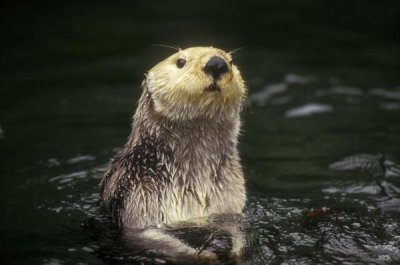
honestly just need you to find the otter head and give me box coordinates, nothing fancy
[145,47,246,120]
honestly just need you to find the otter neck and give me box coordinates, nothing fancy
[127,91,241,180]
[130,91,240,144]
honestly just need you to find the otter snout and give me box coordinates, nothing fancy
[204,56,228,79]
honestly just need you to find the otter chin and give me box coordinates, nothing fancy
[100,46,247,230]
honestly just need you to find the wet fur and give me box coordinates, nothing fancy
[100,47,246,229]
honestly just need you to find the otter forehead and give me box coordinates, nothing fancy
[175,46,232,62]
[146,46,245,120]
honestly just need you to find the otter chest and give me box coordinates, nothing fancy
[160,157,227,224]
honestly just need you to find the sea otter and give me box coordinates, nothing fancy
[100,46,246,230]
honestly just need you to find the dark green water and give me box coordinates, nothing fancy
[1,1,399,264]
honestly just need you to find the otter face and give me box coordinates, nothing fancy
[146,47,246,120]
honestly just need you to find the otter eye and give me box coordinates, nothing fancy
[176,58,186,68]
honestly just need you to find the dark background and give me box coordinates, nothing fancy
[0,1,399,264]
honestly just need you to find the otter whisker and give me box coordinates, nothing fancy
[152,44,182,52]
[228,46,245,55]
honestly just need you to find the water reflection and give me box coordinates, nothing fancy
[66,155,96,164]
[244,197,400,264]
[248,73,314,107]
[370,88,400,100]
[249,83,287,106]
[329,153,400,179]
[285,103,333,118]
[316,86,363,96]
[248,72,400,122]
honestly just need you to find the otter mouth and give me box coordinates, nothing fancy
[205,82,221,92]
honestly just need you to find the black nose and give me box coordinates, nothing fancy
[204,56,228,79]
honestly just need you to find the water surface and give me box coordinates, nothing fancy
[0,1,399,264]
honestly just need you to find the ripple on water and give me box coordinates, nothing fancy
[248,73,314,106]
[44,156,105,217]
[370,88,400,100]
[322,183,382,195]
[248,74,400,119]
[315,86,364,98]
[284,73,315,84]
[42,258,64,265]
[49,171,88,185]
[378,198,400,213]
[66,155,96,164]
[329,153,400,179]
[41,155,97,168]
[285,103,333,118]
[39,150,400,264]
[248,83,287,106]
[245,197,400,264]
[328,153,400,215]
